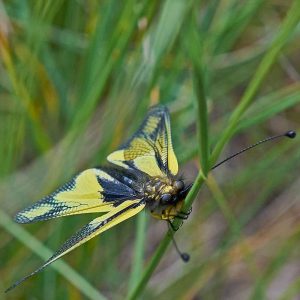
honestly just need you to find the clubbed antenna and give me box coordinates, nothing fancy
[212,130,296,170]
[168,221,190,262]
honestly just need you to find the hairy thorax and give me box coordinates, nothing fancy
[143,177,186,220]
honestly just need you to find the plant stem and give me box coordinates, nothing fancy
[127,172,205,300]
[194,72,210,176]
[210,0,300,165]
[127,1,300,299]
[0,210,107,300]
[128,213,147,294]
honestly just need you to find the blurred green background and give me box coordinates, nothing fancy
[1,1,300,299]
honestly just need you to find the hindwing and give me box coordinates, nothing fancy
[6,200,145,292]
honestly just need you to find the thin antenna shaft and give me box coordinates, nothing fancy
[168,221,190,262]
[212,130,296,170]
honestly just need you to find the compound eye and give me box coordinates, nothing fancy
[161,193,172,204]
[174,180,184,191]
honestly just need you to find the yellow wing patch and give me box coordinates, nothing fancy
[107,106,178,177]
[6,200,145,293]
[15,168,128,224]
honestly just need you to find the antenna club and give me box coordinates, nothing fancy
[285,130,296,139]
[181,253,190,262]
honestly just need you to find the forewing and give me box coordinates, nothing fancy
[15,168,137,223]
[6,199,145,292]
[107,106,178,177]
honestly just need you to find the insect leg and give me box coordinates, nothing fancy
[173,214,189,220]
[175,206,192,219]
[167,219,178,232]
[168,207,192,220]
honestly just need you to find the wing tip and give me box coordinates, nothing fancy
[14,213,31,224]
[149,104,168,114]
[5,283,17,293]
[5,274,29,293]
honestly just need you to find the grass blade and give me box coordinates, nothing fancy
[128,213,148,294]
[0,210,107,300]
[210,0,300,165]
[127,2,300,298]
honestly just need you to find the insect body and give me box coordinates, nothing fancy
[144,176,189,220]
[7,105,189,291]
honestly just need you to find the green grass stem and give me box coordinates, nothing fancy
[210,0,300,165]
[127,2,300,298]
[128,213,148,294]
[0,210,107,300]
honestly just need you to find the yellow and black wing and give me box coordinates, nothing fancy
[6,199,145,292]
[15,168,138,223]
[107,106,178,177]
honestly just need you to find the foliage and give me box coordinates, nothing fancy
[1,1,300,299]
